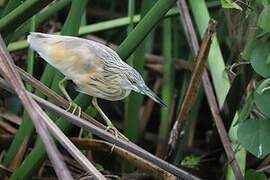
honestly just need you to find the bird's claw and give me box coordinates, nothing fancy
[105,124,129,142]
[105,124,129,152]
[67,102,81,117]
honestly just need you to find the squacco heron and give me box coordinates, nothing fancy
[27,32,165,138]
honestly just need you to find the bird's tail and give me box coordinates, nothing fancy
[27,32,59,54]
[27,32,50,44]
[27,32,47,53]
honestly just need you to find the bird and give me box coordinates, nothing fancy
[27,32,165,139]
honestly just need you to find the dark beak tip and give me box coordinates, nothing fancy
[143,86,167,108]
[158,100,167,108]
[162,103,168,108]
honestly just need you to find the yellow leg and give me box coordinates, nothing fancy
[92,97,129,142]
[59,78,81,117]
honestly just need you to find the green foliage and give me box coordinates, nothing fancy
[257,5,270,33]
[3,0,270,179]
[254,79,270,118]
[241,39,261,61]
[26,16,35,92]
[1,0,27,17]
[234,2,270,176]
[250,42,270,78]
[220,0,243,10]
[159,17,173,147]
[244,169,267,180]
[180,155,200,170]
[238,118,270,158]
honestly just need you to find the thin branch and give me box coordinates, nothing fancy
[257,154,270,171]
[0,108,21,125]
[38,105,107,180]
[0,36,73,180]
[0,78,201,180]
[0,120,17,134]
[71,138,176,180]
[203,72,244,180]
[0,164,13,176]
[174,1,244,179]
[177,0,199,55]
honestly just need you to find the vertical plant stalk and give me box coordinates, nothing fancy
[125,0,139,142]
[175,1,243,179]
[125,0,154,143]
[117,0,177,60]
[203,72,244,180]
[188,0,230,107]
[177,0,198,55]
[124,1,154,173]
[127,0,135,34]
[26,16,35,92]
[166,19,216,160]
[0,36,73,180]
[156,17,173,157]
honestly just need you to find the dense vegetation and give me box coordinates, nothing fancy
[0,0,269,179]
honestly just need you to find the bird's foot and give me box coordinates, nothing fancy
[105,123,129,142]
[67,101,82,117]
[105,124,129,152]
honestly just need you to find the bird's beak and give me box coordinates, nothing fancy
[140,85,167,107]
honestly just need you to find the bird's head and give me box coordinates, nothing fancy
[125,67,166,107]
